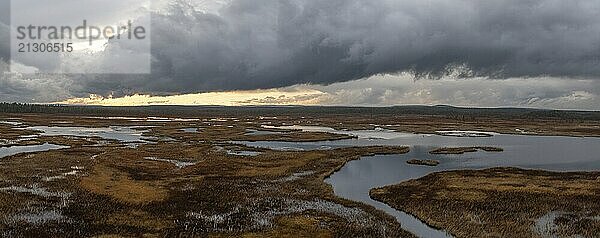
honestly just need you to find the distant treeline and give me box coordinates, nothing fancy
[0,102,598,121]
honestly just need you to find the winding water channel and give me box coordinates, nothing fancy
[238,126,600,238]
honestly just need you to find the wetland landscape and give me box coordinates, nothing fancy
[4,0,600,237]
[0,105,599,237]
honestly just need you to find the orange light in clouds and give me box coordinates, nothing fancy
[57,88,327,106]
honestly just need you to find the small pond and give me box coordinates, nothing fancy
[0,143,68,159]
[24,126,154,143]
[180,128,200,133]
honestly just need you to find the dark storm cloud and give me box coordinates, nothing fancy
[0,0,9,62]
[0,22,8,61]
[2,0,600,106]
[107,0,600,94]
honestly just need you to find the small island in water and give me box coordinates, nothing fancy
[406,159,440,166]
[429,146,504,154]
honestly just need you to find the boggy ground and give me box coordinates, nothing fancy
[3,109,600,138]
[0,114,414,237]
[1,111,599,237]
[370,168,600,238]
[255,114,600,137]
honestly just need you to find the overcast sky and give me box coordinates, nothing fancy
[1,0,599,109]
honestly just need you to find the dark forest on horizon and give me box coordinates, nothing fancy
[1,102,599,121]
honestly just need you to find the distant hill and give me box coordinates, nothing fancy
[0,102,599,121]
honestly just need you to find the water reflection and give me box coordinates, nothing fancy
[226,150,262,156]
[0,143,68,159]
[180,128,199,133]
[24,126,153,143]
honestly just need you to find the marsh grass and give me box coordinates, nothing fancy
[370,167,600,238]
[1,111,597,237]
[0,114,414,237]
[406,159,440,166]
[429,146,504,154]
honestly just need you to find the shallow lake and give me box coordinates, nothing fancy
[24,126,154,143]
[237,126,600,238]
[180,128,200,133]
[0,143,68,159]
[227,150,262,156]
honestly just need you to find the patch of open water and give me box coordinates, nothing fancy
[180,128,200,133]
[0,121,23,126]
[24,126,154,143]
[0,143,68,159]
[1,125,161,159]
[226,150,262,156]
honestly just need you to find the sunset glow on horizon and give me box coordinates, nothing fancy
[56,88,327,106]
